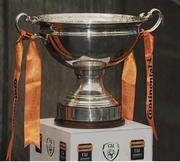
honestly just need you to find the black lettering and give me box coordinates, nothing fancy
[147,58,152,63]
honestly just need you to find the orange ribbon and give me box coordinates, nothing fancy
[6,31,41,160]
[143,32,158,140]
[122,52,137,120]
[24,35,41,148]
[122,32,158,140]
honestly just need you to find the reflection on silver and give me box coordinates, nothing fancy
[57,60,120,122]
[66,56,110,66]
[37,13,147,24]
[16,9,163,128]
[52,30,138,37]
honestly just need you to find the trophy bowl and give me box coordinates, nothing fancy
[16,9,163,128]
[38,13,142,65]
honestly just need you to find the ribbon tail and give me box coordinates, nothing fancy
[24,38,41,149]
[143,32,158,140]
[6,38,24,161]
[122,52,137,120]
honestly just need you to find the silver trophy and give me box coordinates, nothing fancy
[16,9,163,128]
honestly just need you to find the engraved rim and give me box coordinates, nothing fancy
[37,13,147,24]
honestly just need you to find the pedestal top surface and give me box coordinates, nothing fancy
[40,118,151,134]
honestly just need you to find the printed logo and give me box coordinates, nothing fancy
[46,137,55,157]
[102,142,119,161]
[78,143,93,161]
[146,57,153,120]
[130,140,145,160]
[59,141,67,161]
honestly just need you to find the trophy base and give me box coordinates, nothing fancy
[54,60,124,129]
[55,103,123,124]
[54,118,125,129]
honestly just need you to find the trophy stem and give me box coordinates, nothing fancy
[55,60,124,128]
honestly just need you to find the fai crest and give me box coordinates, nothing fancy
[102,142,119,161]
[46,137,55,157]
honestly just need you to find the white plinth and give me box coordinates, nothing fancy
[30,118,152,161]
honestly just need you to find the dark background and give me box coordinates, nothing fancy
[0,0,180,160]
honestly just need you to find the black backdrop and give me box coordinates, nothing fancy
[0,0,180,160]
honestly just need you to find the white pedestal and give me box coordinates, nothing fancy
[30,118,152,161]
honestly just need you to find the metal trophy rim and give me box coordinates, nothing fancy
[15,8,163,36]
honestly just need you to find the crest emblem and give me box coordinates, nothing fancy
[46,137,55,157]
[103,142,119,161]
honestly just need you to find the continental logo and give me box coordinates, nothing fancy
[59,141,66,161]
[78,143,93,161]
[147,57,153,120]
[130,140,145,160]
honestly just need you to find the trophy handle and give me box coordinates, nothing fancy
[139,8,163,33]
[15,13,44,39]
[106,8,164,67]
